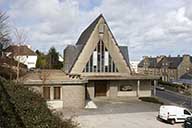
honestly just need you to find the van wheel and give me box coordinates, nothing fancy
[170,119,175,125]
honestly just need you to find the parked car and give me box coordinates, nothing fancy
[156,85,165,91]
[158,105,192,124]
[184,117,192,128]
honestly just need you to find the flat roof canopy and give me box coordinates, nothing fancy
[82,74,160,80]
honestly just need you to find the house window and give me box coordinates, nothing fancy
[43,87,50,100]
[54,87,61,100]
[119,85,133,91]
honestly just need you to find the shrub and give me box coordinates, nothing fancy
[0,77,79,128]
[139,97,164,105]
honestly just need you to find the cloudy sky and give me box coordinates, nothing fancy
[1,0,192,61]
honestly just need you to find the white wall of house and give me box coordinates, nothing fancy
[130,61,140,73]
[14,55,37,69]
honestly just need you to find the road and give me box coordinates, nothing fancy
[156,89,192,109]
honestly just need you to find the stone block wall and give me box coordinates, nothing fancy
[62,85,85,108]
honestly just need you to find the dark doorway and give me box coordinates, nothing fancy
[95,81,107,97]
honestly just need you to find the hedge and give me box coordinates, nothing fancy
[0,77,79,128]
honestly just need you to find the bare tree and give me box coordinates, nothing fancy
[13,28,27,82]
[0,11,10,56]
[38,70,50,86]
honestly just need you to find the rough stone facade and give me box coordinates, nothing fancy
[138,55,192,82]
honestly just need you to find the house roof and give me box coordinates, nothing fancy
[138,56,183,69]
[5,45,36,56]
[138,57,157,68]
[157,57,182,69]
[64,14,131,73]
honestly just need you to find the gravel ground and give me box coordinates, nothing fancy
[77,112,182,128]
[60,97,183,128]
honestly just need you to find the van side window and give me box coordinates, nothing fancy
[184,110,191,115]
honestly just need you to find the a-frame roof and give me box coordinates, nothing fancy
[64,14,131,73]
[76,14,103,45]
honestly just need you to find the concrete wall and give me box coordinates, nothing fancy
[117,80,137,97]
[28,84,85,109]
[62,85,85,108]
[70,17,131,74]
[86,80,152,98]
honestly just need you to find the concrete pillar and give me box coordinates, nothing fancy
[137,80,140,97]
[50,87,54,100]
[109,81,118,98]
[153,80,157,96]
[87,81,95,99]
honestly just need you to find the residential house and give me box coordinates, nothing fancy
[138,55,192,82]
[130,61,140,73]
[4,45,37,69]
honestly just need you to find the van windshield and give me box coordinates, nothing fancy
[184,110,191,115]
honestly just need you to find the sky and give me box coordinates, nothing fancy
[1,0,192,61]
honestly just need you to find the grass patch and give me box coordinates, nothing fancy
[139,97,164,105]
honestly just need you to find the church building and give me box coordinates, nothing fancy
[64,14,159,99]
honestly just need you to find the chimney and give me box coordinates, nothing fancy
[182,54,190,63]
[177,55,180,57]
[156,55,165,63]
[143,56,148,59]
[27,45,32,49]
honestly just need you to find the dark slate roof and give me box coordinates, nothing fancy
[5,45,36,56]
[138,57,157,68]
[64,14,131,73]
[63,14,102,73]
[64,45,83,73]
[180,71,192,80]
[157,57,182,69]
[76,14,102,45]
[119,46,129,65]
[138,56,183,69]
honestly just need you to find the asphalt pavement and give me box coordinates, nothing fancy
[156,89,192,109]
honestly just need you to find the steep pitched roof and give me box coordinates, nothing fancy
[64,14,131,73]
[5,45,36,56]
[76,14,102,45]
[138,57,157,68]
[157,57,182,69]
[138,56,183,69]
[119,46,129,65]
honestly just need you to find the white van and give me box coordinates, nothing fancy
[158,105,192,124]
